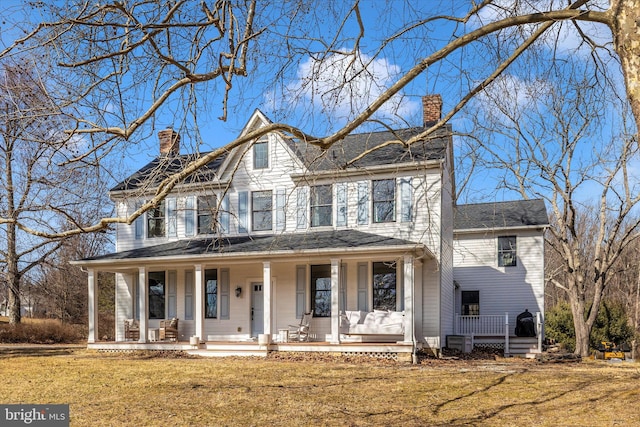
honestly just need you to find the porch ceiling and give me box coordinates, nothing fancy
[72,229,431,269]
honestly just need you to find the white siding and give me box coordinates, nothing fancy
[453,230,545,328]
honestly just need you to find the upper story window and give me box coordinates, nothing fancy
[147,201,166,238]
[253,139,269,169]
[198,195,217,235]
[311,185,332,227]
[311,264,331,317]
[252,190,272,231]
[498,236,517,267]
[372,262,397,311]
[372,179,396,223]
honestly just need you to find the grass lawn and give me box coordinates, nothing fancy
[0,349,639,426]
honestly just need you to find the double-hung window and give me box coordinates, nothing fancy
[498,236,517,267]
[252,190,272,231]
[198,195,217,235]
[372,179,395,223]
[310,185,332,227]
[372,262,397,311]
[461,291,479,315]
[148,271,166,319]
[311,264,331,317]
[147,201,166,238]
[205,269,217,318]
[253,139,269,169]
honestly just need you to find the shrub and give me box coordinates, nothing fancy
[0,319,86,344]
[545,302,576,352]
[545,300,635,353]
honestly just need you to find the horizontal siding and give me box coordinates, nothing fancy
[453,230,545,327]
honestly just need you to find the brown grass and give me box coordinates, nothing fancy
[0,349,638,426]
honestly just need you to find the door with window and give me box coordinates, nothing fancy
[251,282,264,337]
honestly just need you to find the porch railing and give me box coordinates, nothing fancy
[455,314,506,336]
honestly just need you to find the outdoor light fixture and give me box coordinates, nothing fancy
[235,286,242,298]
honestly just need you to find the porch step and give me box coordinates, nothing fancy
[191,342,268,357]
[508,337,541,358]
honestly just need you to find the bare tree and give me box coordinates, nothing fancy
[0,61,110,324]
[464,55,640,356]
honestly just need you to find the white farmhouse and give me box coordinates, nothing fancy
[73,96,548,359]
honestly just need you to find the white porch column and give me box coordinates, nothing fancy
[194,264,204,341]
[87,269,98,343]
[330,258,341,344]
[138,267,148,343]
[403,255,415,344]
[263,262,272,336]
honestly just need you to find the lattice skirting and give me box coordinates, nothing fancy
[474,342,505,350]
[343,351,399,361]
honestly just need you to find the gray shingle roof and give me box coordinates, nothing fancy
[287,126,450,171]
[454,199,548,231]
[80,230,420,262]
[110,152,228,192]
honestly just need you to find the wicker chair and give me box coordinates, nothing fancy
[160,318,179,341]
[124,319,140,341]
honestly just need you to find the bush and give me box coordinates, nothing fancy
[0,319,86,344]
[545,302,576,352]
[545,300,635,353]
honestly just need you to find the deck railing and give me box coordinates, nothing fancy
[455,314,506,336]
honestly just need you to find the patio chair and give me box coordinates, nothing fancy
[160,318,179,341]
[124,319,139,341]
[288,312,312,342]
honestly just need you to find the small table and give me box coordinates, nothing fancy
[148,328,160,342]
[278,329,289,343]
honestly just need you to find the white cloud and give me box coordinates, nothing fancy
[274,49,419,125]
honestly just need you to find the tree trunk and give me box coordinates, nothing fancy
[6,222,20,325]
[612,0,640,131]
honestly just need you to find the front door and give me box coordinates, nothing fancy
[251,282,264,337]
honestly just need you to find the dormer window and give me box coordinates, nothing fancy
[253,139,268,169]
[147,201,166,238]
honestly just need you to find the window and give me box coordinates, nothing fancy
[205,269,217,318]
[372,262,396,311]
[311,185,332,227]
[147,201,166,238]
[253,139,268,169]
[498,236,517,267]
[372,179,395,223]
[311,265,331,317]
[198,195,217,234]
[252,190,272,231]
[461,291,479,315]
[148,271,166,319]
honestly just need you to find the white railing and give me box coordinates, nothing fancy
[455,314,506,336]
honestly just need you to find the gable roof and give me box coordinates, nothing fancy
[287,126,450,171]
[454,199,549,231]
[77,230,423,264]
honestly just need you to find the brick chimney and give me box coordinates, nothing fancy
[422,94,442,125]
[158,128,180,156]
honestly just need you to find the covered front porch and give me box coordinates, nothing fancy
[78,230,433,358]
